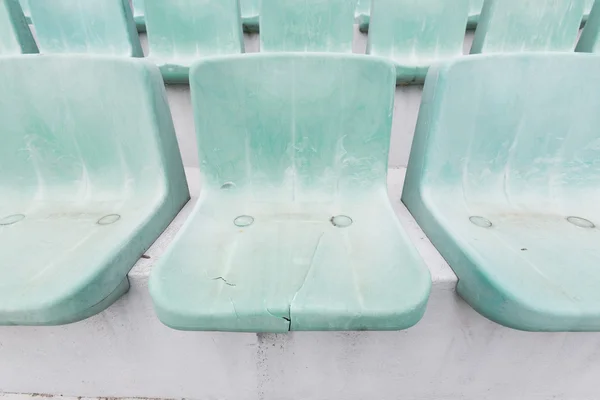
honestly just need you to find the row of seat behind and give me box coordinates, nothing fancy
[4,0,600,84]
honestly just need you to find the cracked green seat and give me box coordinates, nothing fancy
[240,0,259,33]
[132,0,145,32]
[403,53,600,332]
[145,0,244,84]
[355,0,370,33]
[29,0,143,57]
[150,54,431,332]
[0,55,189,325]
[1,0,37,54]
[260,0,356,53]
[367,0,469,84]
[471,0,584,54]
[577,1,600,51]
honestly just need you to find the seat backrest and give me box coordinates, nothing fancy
[405,53,600,209]
[0,55,184,203]
[189,54,395,199]
[577,0,600,52]
[0,0,37,54]
[260,0,356,52]
[367,0,469,73]
[145,0,243,61]
[29,0,143,57]
[471,0,584,53]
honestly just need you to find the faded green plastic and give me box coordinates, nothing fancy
[29,0,143,57]
[471,0,584,54]
[0,55,189,325]
[18,0,29,23]
[0,0,37,54]
[577,1,600,51]
[260,0,356,53]
[467,0,483,29]
[145,0,244,84]
[150,53,431,332]
[355,0,370,33]
[583,0,595,23]
[404,53,600,332]
[367,0,469,84]
[132,0,145,32]
[240,0,259,33]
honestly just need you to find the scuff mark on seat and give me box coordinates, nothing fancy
[212,276,236,286]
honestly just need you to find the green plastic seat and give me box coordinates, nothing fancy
[583,0,595,24]
[260,0,356,53]
[403,53,600,332]
[29,0,143,57]
[132,0,145,32]
[0,55,189,325]
[240,0,259,33]
[145,0,244,84]
[150,54,431,332]
[467,0,484,29]
[355,0,370,33]
[0,0,37,54]
[471,0,584,54]
[577,1,600,51]
[18,0,29,23]
[367,0,469,84]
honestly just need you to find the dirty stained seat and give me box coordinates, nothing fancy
[403,53,600,331]
[150,53,431,332]
[144,0,244,84]
[1,0,37,54]
[0,55,189,325]
[28,0,143,57]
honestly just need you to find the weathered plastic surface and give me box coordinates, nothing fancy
[471,0,584,54]
[29,0,143,57]
[260,0,356,53]
[403,53,600,332]
[367,0,469,84]
[132,0,145,32]
[145,0,243,84]
[150,54,431,332]
[577,0,600,51]
[0,0,37,54]
[355,0,370,32]
[240,0,259,33]
[0,55,189,325]
[467,0,484,29]
[18,0,29,23]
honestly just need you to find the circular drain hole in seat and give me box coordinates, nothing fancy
[0,214,25,226]
[469,216,492,228]
[566,216,595,229]
[97,214,121,225]
[234,215,254,227]
[331,215,353,228]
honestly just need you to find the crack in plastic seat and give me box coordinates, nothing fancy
[29,0,143,57]
[150,54,431,332]
[403,53,600,332]
[260,0,356,53]
[1,0,37,54]
[240,0,259,33]
[145,0,244,84]
[577,0,600,51]
[132,0,145,32]
[0,55,189,325]
[470,0,584,54]
[367,0,469,84]
[17,0,29,23]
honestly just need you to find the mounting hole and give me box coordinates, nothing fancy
[469,216,492,228]
[566,216,595,229]
[234,215,254,227]
[0,214,25,226]
[97,214,121,225]
[220,182,236,190]
[331,215,353,228]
